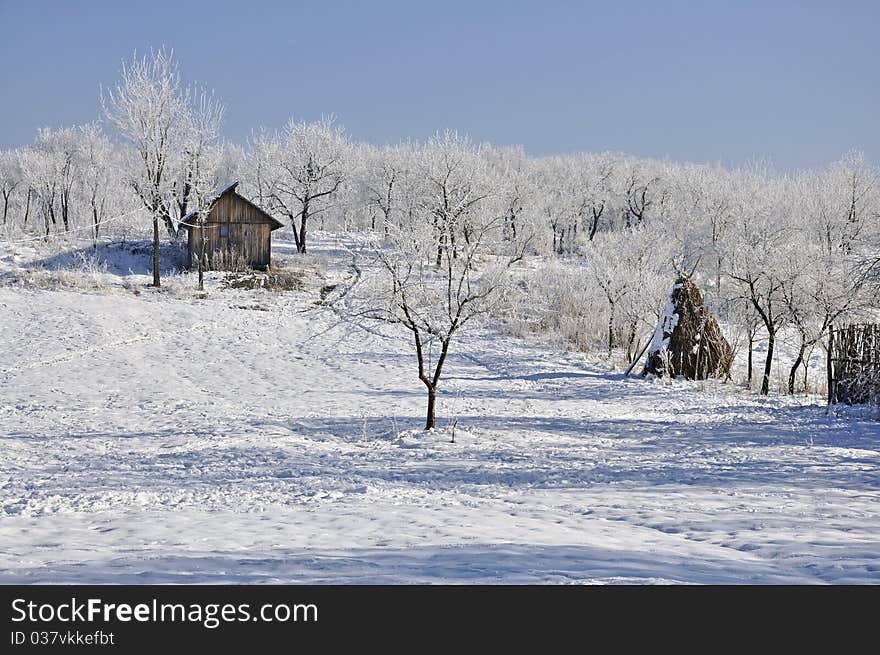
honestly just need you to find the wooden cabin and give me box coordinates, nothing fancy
[178,182,283,270]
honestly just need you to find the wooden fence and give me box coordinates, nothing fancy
[830,323,880,405]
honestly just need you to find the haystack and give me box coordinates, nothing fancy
[642,275,733,380]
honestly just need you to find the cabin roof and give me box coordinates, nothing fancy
[178,181,284,230]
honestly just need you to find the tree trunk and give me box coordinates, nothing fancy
[92,204,99,247]
[424,384,437,430]
[61,193,70,231]
[760,328,775,395]
[607,302,615,358]
[626,320,638,363]
[198,228,205,291]
[588,213,599,240]
[152,214,161,287]
[298,203,308,254]
[23,189,31,226]
[788,343,805,394]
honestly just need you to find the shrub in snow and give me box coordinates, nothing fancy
[642,275,733,380]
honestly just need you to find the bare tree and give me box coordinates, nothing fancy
[783,160,877,395]
[623,165,656,228]
[78,123,115,246]
[0,150,21,226]
[363,143,414,234]
[485,145,534,244]
[20,144,59,237]
[172,86,225,223]
[348,135,525,430]
[103,48,186,287]
[726,183,791,395]
[370,222,511,428]
[581,155,615,241]
[419,131,491,266]
[261,117,347,254]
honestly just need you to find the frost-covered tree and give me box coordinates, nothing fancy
[793,160,878,397]
[78,123,116,245]
[418,131,492,267]
[103,49,227,286]
[361,143,416,234]
[103,48,187,286]
[20,139,62,237]
[585,227,669,359]
[346,134,530,430]
[725,173,792,395]
[0,150,22,227]
[484,145,535,246]
[259,117,348,254]
[578,154,616,242]
[20,127,83,234]
[531,157,569,255]
[172,86,225,224]
[588,235,633,357]
[669,163,734,296]
[622,162,658,229]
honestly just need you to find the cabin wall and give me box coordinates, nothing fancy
[209,193,271,224]
[187,193,274,270]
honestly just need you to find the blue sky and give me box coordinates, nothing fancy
[1,0,877,170]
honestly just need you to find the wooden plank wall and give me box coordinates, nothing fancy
[209,193,270,225]
[188,193,274,269]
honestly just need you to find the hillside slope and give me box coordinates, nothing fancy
[1,238,878,583]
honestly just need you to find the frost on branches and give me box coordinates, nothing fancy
[346,131,534,430]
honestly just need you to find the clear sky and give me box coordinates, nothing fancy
[1,0,877,171]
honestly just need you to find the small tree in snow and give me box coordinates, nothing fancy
[371,219,513,429]
[351,134,526,430]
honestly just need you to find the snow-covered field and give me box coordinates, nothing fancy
[1,236,878,584]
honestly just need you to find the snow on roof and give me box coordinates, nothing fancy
[179,181,239,226]
[178,182,283,230]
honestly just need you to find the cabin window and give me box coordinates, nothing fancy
[219,223,229,238]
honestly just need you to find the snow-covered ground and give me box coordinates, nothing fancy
[1,235,878,584]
